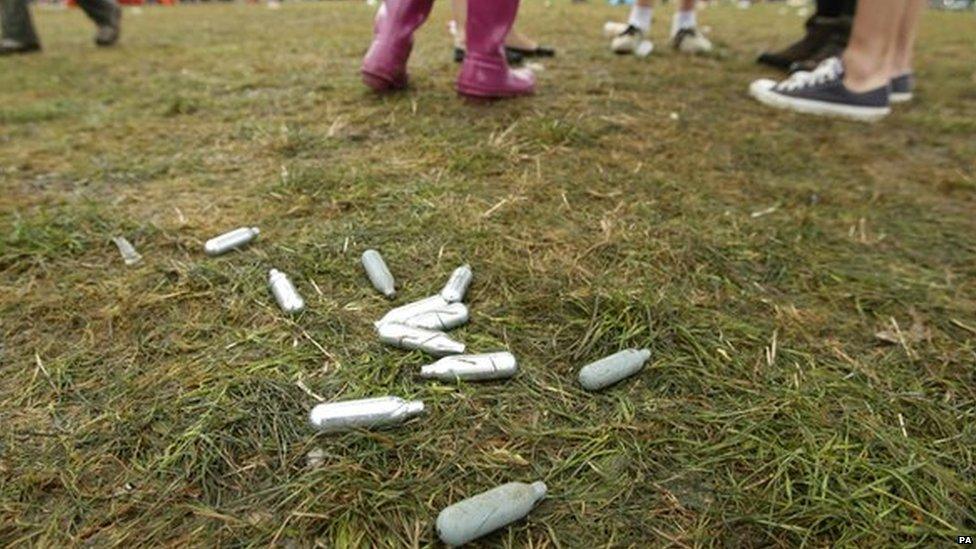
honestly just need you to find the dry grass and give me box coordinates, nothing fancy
[1,1,974,546]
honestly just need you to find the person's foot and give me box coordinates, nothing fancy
[671,27,712,54]
[757,15,850,71]
[749,57,891,122]
[455,0,535,100]
[610,24,643,55]
[361,0,435,92]
[787,35,846,73]
[0,38,41,56]
[505,45,556,58]
[890,72,915,104]
[748,76,781,96]
[454,47,524,66]
[603,21,628,39]
[503,29,554,58]
[95,3,122,47]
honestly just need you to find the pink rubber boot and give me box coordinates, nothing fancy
[361,0,435,92]
[456,0,535,99]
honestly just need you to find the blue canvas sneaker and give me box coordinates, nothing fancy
[890,72,915,104]
[748,57,891,122]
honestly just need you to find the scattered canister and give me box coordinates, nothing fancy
[376,323,465,356]
[436,481,547,546]
[376,295,450,327]
[440,264,473,303]
[204,227,260,256]
[420,352,517,382]
[361,249,396,299]
[578,348,651,391]
[268,268,305,314]
[309,396,425,433]
[402,302,469,331]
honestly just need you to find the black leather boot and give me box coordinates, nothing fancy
[757,15,851,71]
[788,28,850,73]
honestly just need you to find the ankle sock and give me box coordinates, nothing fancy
[674,10,697,31]
[628,6,653,32]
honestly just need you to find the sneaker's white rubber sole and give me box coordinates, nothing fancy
[749,79,777,96]
[635,40,654,58]
[671,33,713,54]
[749,86,890,122]
[890,92,913,104]
[611,35,640,54]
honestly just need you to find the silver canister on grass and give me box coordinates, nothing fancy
[578,348,651,391]
[440,264,473,303]
[421,352,517,382]
[361,249,397,299]
[376,294,450,327]
[436,481,547,546]
[204,227,260,256]
[309,396,425,433]
[111,236,142,266]
[376,323,465,356]
[402,302,469,331]
[268,268,305,314]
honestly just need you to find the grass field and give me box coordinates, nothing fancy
[1,1,975,546]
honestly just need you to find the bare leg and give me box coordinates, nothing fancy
[842,0,904,92]
[453,0,537,51]
[629,0,655,31]
[890,0,923,77]
[505,28,538,50]
[451,0,466,47]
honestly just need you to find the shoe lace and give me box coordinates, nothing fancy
[621,25,642,37]
[776,57,843,92]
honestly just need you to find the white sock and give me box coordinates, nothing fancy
[628,6,653,32]
[674,10,697,31]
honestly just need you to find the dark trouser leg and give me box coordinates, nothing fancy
[1,0,40,45]
[816,0,858,17]
[816,0,845,17]
[758,0,855,71]
[75,0,118,28]
[841,0,857,17]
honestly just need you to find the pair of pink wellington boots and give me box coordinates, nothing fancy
[361,0,535,99]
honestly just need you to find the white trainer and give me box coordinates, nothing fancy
[603,21,629,39]
[611,25,644,55]
[671,27,713,54]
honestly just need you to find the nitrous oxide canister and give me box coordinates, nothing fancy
[361,249,397,299]
[204,227,260,256]
[578,348,651,391]
[436,481,547,546]
[376,295,450,327]
[402,302,469,331]
[268,268,305,314]
[420,352,517,382]
[376,323,465,356]
[308,396,425,433]
[111,236,142,266]
[440,264,473,303]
